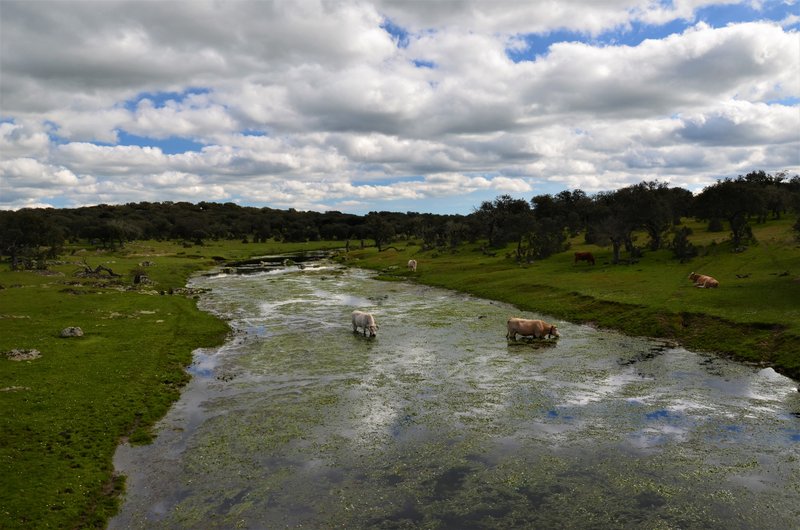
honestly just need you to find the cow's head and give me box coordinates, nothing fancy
[369,324,378,337]
[548,325,560,338]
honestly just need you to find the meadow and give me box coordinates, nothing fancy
[0,218,798,528]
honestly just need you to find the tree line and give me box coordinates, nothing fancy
[2,170,798,269]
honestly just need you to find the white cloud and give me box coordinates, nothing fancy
[0,122,50,157]
[126,97,237,139]
[677,100,800,146]
[0,158,81,188]
[377,0,729,35]
[47,108,131,143]
[0,157,93,207]
[0,1,798,211]
[56,143,170,174]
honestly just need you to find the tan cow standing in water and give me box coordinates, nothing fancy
[506,318,560,341]
[688,272,719,288]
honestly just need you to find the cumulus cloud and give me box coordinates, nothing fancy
[1,157,80,188]
[0,157,92,208]
[377,0,730,35]
[677,100,800,146]
[219,172,532,212]
[0,0,797,212]
[0,122,50,157]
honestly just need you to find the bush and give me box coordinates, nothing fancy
[671,226,697,262]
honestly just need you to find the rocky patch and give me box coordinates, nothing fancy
[5,349,42,361]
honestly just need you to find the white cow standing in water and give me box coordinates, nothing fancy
[352,310,378,337]
[407,259,417,272]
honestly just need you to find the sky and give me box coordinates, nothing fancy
[1,0,798,215]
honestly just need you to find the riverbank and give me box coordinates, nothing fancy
[343,218,800,383]
[0,239,342,529]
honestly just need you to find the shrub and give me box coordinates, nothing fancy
[671,226,697,262]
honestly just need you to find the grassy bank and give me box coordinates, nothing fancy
[345,216,800,382]
[0,239,341,529]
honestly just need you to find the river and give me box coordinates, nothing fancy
[111,260,800,529]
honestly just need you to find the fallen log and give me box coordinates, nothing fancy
[75,259,121,278]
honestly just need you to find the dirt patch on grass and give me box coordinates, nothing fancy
[5,348,42,361]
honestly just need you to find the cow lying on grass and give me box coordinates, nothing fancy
[506,317,560,341]
[352,310,378,337]
[688,272,719,288]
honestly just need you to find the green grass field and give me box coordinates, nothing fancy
[346,216,800,381]
[0,239,341,529]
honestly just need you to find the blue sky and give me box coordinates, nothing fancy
[113,132,205,156]
[1,0,798,213]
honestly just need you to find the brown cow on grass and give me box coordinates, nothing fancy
[506,318,560,341]
[574,252,595,265]
[688,272,719,288]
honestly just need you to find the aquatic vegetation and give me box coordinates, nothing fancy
[112,263,800,529]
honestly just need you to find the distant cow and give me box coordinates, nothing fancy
[506,318,560,341]
[407,259,417,272]
[352,310,378,337]
[688,272,719,288]
[574,252,595,265]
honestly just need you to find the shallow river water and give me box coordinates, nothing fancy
[111,262,800,529]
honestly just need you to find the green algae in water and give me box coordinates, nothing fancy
[111,264,800,529]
